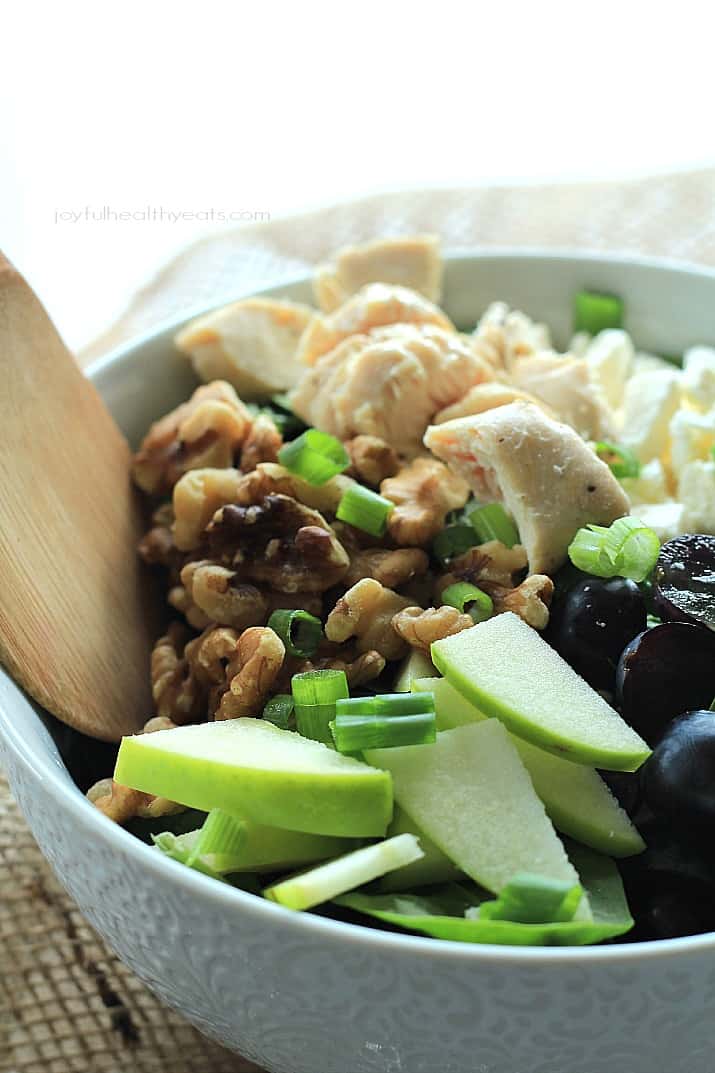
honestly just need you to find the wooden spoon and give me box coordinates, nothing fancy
[0,254,154,741]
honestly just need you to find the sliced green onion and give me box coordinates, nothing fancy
[153,830,226,881]
[336,484,394,536]
[646,614,662,629]
[278,429,349,485]
[568,516,660,583]
[469,503,519,548]
[573,289,624,335]
[593,441,641,480]
[262,693,295,729]
[711,444,715,461]
[186,809,245,867]
[335,692,436,719]
[330,712,436,753]
[292,669,349,744]
[477,873,582,924]
[441,582,494,623]
[432,523,479,565]
[267,609,323,658]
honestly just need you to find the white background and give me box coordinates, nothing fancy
[2,1,714,350]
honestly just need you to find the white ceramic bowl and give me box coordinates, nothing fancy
[3,252,715,1073]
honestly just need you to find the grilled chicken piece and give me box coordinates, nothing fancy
[175,298,313,400]
[434,381,555,424]
[510,353,616,441]
[291,324,493,457]
[424,402,629,575]
[313,234,443,312]
[296,283,453,367]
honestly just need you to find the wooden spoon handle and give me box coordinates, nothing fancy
[0,254,154,741]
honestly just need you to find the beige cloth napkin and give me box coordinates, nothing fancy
[4,169,715,1073]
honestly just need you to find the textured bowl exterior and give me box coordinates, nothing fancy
[4,252,715,1073]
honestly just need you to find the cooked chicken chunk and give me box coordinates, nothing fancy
[296,283,453,366]
[424,402,629,575]
[510,353,616,441]
[313,235,443,313]
[434,382,554,424]
[472,302,552,373]
[291,324,493,457]
[175,298,313,400]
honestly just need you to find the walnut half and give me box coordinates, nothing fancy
[381,458,469,546]
[392,605,474,653]
[216,626,286,720]
[325,578,412,660]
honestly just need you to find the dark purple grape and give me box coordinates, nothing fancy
[546,577,646,691]
[633,880,715,940]
[616,623,715,743]
[653,534,715,629]
[642,710,715,830]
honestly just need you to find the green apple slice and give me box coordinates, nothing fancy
[393,649,436,692]
[263,834,423,910]
[365,721,590,919]
[431,612,650,771]
[114,718,392,838]
[413,676,645,858]
[155,821,358,873]
[378,804,464,891]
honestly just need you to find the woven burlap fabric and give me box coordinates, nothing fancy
[3,168,715,1073]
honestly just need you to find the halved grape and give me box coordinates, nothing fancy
[546,577,646,691]
[616,623,715,744]
[653,534,715,630]
[642,710,715,831]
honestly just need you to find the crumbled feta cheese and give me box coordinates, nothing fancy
[632,352,679,377]
[621,369,681,463]
[682,346,715,412]
[670,408,715,477]
[620,459,670,506]
[569,331,591,358]
[679,459,715,533]
[583,330,634,410]
[634,502,685,542]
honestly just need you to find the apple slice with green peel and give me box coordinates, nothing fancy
[393,649,436,692]
[366,720,590,919]
[155,821,358,874]
[263,834,423,910]
[431,612,650,771]
[413,676,645,858]
[114,718,392,838]
[378,804,464,891]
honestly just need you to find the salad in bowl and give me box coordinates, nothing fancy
[87,235,715,948]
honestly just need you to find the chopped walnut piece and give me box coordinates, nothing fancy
[216,626,285,720]
[207,494,349,593]
[151,623,207,723]
[180,560,268,630]
[295,649,386,687]
[167,582,213,630]
[325,578,412,660]
[87,780,152,824]
[132,381,251,495]
[173,467,245,551]
[239,413,283,472]
[392,605,474,653]
[345,435,400,486]
[381,457,469,546]
[344,547,429,589]
[87,714,184,824]
[436,541,528,597]
[489,574,554,631]
[236,462,354,513]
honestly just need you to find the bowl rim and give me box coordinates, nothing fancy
[6,245,715,966]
